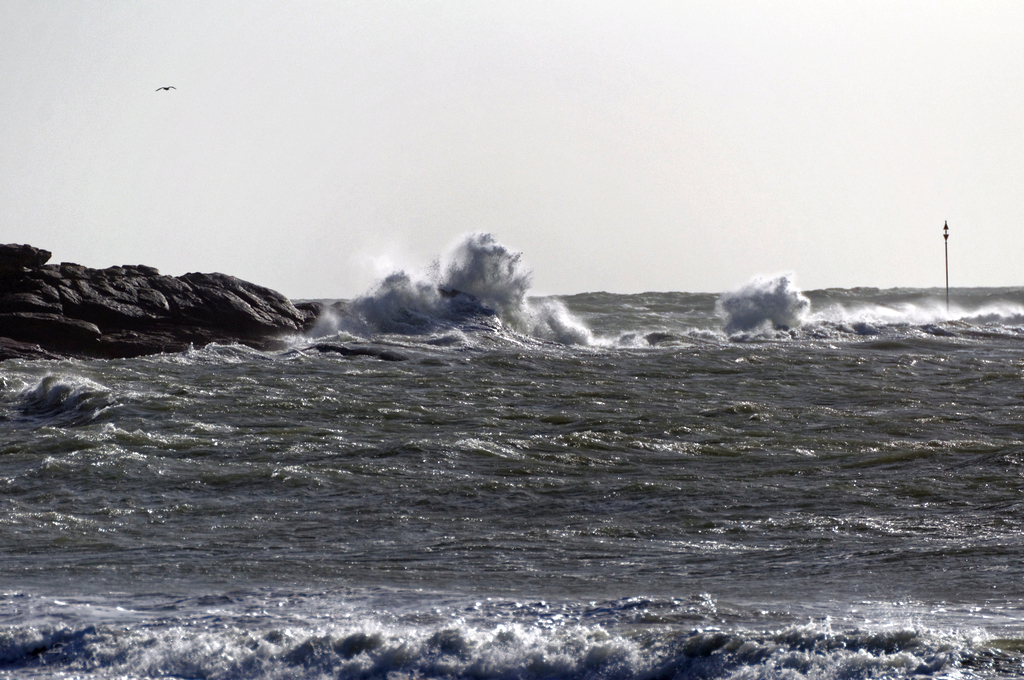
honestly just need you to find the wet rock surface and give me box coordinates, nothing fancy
[0,244,321,360]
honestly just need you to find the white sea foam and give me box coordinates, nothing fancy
[312,233,593,345]
[960,303,1024,326]
[717,273,811,336]
[807,299,1024,341]
[814,299,954,327]
[0,606,986,680]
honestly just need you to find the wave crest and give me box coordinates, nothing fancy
[15,375,114,425]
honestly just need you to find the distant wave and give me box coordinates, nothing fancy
[311,233,593,345]
[816,299,1024,328]
[307,256,1024,350]
[717,274,1024,342]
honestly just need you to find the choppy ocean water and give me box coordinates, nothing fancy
[3,235,1024,679]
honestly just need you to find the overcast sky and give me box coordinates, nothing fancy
[1,1,1021,298]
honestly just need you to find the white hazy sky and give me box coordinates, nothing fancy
[1,1,1021,298]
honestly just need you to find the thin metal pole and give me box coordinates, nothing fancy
[943,221,949,314]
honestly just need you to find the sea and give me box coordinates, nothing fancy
[3,233,1024,679]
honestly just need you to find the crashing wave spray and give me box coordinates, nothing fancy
[717,273,811,335]
[315,233,592,345]
[440,234,531,320]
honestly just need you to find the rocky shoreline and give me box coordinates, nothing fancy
[0,244,322,361]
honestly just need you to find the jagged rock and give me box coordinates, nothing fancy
[0,245,51,274]
[0,313,102,350]
[0,337,63,361]
[0,244,320,361]
[0,292,62,314]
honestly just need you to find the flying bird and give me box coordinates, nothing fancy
[155,86,176,91]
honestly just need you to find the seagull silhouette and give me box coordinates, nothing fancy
[155,86,176,91]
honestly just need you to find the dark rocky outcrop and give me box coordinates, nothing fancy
[0,244,321,361]
[309,342,409,362]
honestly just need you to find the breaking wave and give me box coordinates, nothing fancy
[11,374,115,426]
[0,605,1008,680]
[311,233,592,345]
[717,273,811,336]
